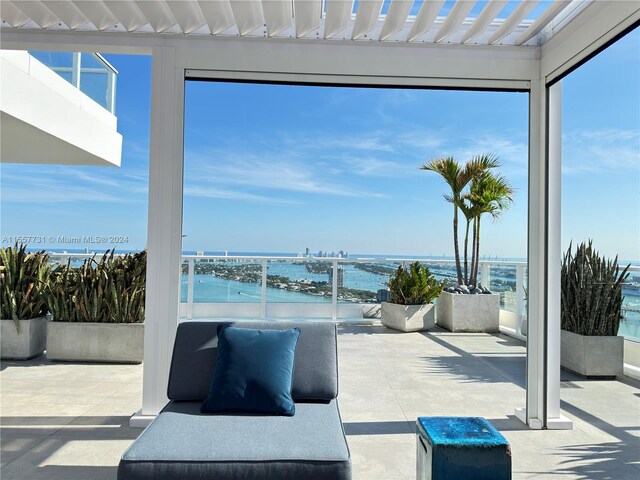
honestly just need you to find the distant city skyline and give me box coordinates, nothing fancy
[0,29,638,262]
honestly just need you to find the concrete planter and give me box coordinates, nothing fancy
[561,329,623,378]
[1,317,47,360]
[381,303,435,332]
[47,322,144,364]
[436,292,500,333]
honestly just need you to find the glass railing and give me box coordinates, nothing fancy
[28,51,117,113]
[45,252,639,342]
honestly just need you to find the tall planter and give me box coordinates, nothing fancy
[381,303,435,332]
[437,292,500,333]
[561,330,623,378]
[46,322,144,364]
[1,317,47,360]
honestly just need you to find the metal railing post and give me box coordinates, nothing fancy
[331,260,338,322]
[71,52,81,88]
[261,260,267,320]
[516,264,525,336]
[186,259,194,320]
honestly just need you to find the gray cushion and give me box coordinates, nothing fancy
[118,400,351,480]
[167,321,338,401]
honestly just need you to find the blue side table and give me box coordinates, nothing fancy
[416,417,511,480]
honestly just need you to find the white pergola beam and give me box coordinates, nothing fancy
[434,0,476,43]
[515,0,572,46]
[261,0,292,37]
[229,0,264,36]
[379,0,413,41]
[461,0,509,44]
[166,0,206,34]
[1,1,32,27]
[72,0,118,31]
[197,0,235,35]
[488,0,539,45]
[293,0,321,38]
[10,0,58,29]
[102,0,148,33]
[41,1,89,30]
[323,0,353,39]
[351,0,383,40]
[541,1,640,83]
[134,0,177,33]
[407,0,444,42]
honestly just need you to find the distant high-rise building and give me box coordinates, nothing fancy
[305,247,310,257]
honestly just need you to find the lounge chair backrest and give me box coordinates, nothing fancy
[167,321,339,402]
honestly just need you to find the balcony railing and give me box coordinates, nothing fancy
[46,252,639,343]
[29,51,117,113]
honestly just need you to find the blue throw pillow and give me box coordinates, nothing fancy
[201,325,301,416]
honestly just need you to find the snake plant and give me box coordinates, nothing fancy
[46,250,146,323]
[0,244,51,332]
[561,241,629,336]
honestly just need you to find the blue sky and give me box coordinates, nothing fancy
[1,29,638,261]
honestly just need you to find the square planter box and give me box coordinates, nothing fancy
[1,317,47,360]
[381,303,435,332]
[47,322,144,364]
[437,292,500,333]
[561,329,623,378]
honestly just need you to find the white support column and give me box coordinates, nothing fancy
[131,47,184,428]
[516,79,572,430]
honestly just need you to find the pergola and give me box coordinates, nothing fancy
[2,0,638,430]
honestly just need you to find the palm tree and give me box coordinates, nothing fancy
[458,155,500,284]
[420,157,486,285]
[467,171,514,285]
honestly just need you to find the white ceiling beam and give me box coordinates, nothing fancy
[379,0,413,41]
[229,0,264,36]
[261,0,292,37]
[102,1,147,32]
[41,1,89,30]
[1,1,34,27]
[461,0,508,44]
[434,0,477,43]
[323,0,353,39]
[488,0,539,45]
[166,0,206,34]
[515,0,572,46]
[10,0,58,28]
[197,0,235,35]
[134,0,178,33]
[351,0,383,40]
[407,0,445,42]
[294,0,321,38]
[72,1,119,31]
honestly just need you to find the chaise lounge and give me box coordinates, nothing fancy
[118,321,352,480]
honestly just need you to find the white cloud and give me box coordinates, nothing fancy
[562,129,640,175]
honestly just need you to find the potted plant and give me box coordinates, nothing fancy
[381,262,445,332]
[421,155,513,332]
[1,244,51,359]
[45,249,146,364]
[560,241,629,377]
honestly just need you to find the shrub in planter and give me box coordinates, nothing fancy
[560,241,630,377]
[0,244,51,359]
[381,262,445,332]
[45,250,146,363]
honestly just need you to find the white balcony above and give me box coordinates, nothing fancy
[0,49,122,166]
